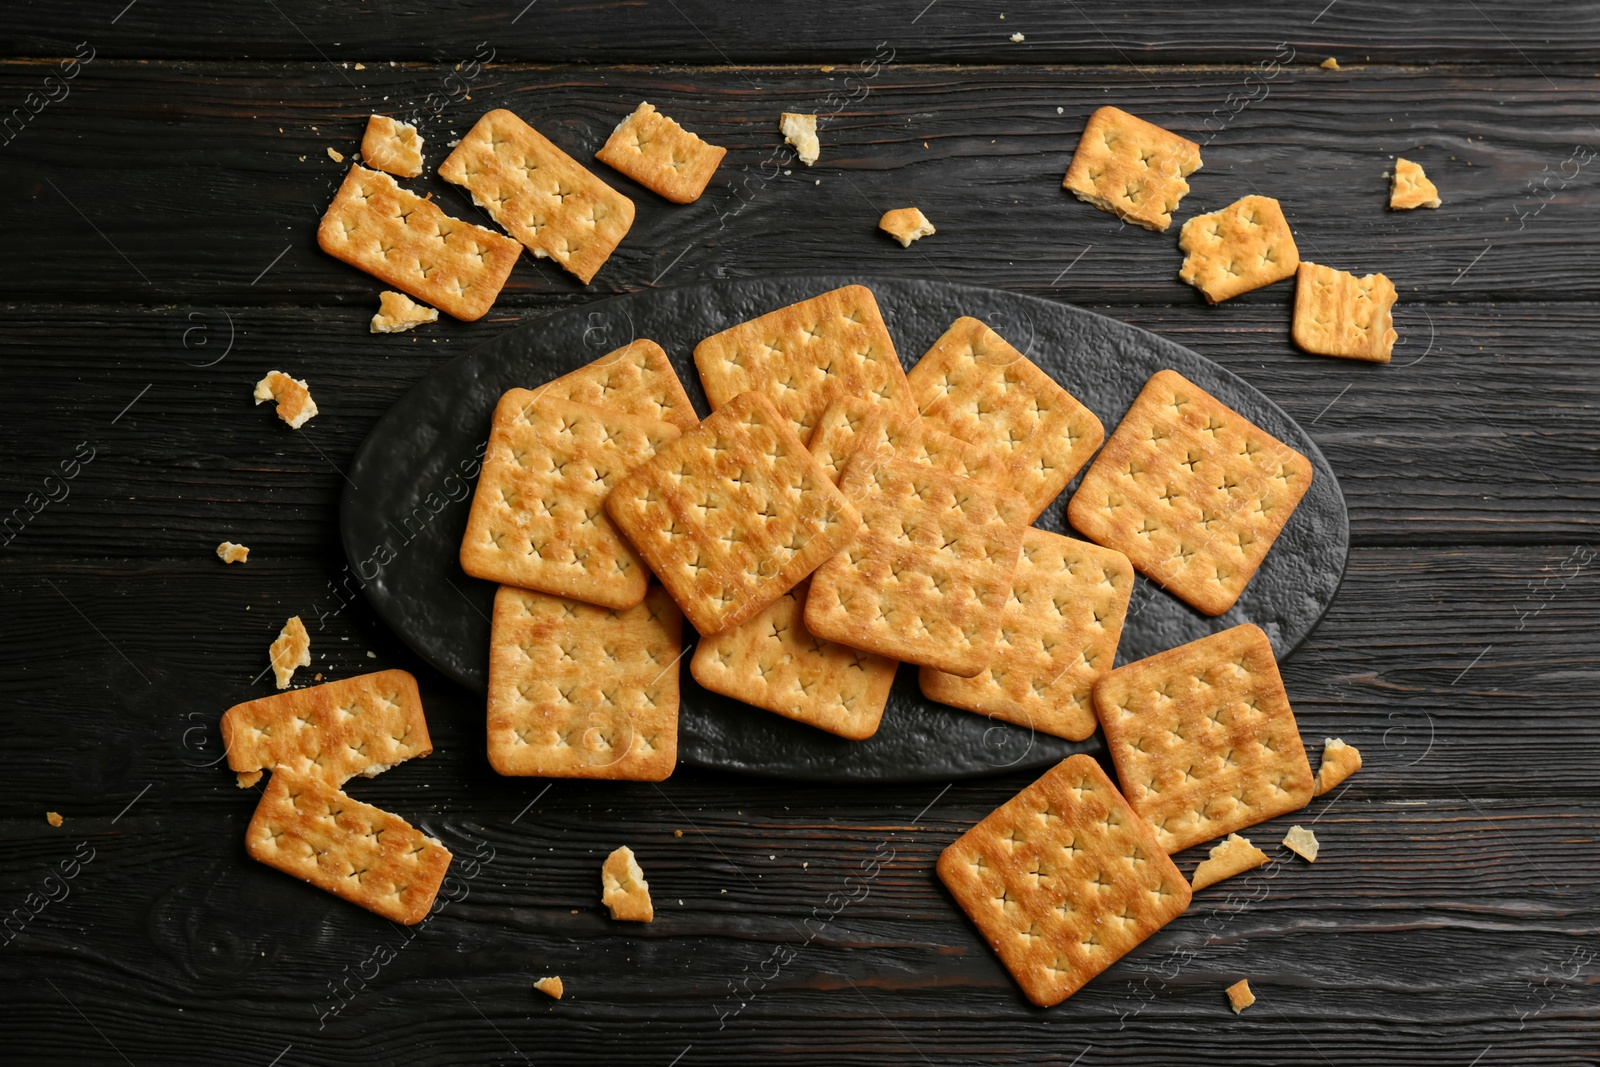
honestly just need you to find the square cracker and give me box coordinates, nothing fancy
[222,670,432,787]
[460,392,680,609]
[692,285,913,442]
[438,109,634,285]
[804,456,1028,677]
[532,339,699,432]
[938,753,1192,1007]
[1177,195,1300,304]
[606,391,862,635]
[596,102,727,205]
[919,529,1133,742]
[1292,261,1398,363]
[907,317,1104,522]
[1093,623,1315,855]
[317,165,522,322]
[691,578,897,740]
[246,768,452,924]
[1066,369,1313,616]
[487,585,681,781]
[808,394,1001,487]
[1062,106,1202,233]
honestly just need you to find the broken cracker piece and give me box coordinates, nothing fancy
[370,291,439,334]
[254,371,318,429]
[268,615,311,690]
[601,845,654,922]
[361,114,424,179]
[216,541,250,564]
[597,101,727,205]
[1062,106,1202,233]
[1320,57,1341,70]
[879,207,936,247]
[1190,833,1270,891]
[534,976,564,999]
[780,112,819,166]
[327,147,345,164]
[1292,261,1398,363]
[1283,825,1319,862]
[46,811,63,827]
[1316,738,1363,795]
[1178,195,1300,304]
[1226,978,1256,1013]
[1391,158,1440,210]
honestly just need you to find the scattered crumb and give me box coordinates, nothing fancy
[1391,157,1442,209]
[371,290,439,334]
[1320,57,1341,70]
[533,976,564,999]
[365,650,376,659]
[602,846,654,922]
[802,861,808,869]
[269,616,311,690]
[354,62,366,70]
[327,147,345,163]
[253,371,318,429]
[673,829,683,838]
[819,64,835,73]
[1010,32,1025,42]
[1316,738,1363,795]
[314,672,323,681]
[1226,978,1256,1013]
[879,206,937,247]
[1283,825,1320,862]
[216,541,250,564]
[780,112,820,166]
[46,811,63,828]
[1056,106,1064,114]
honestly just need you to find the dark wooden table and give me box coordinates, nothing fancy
[4,3,1598,1064]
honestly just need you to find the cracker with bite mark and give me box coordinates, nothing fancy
[533,340,699,433]
[597,102,726,204]
[1063,106,1202,233]
[1178,195,1300,304]
[361,115,423,178]
[1292,261,1398,363]
[807,394,1001,487]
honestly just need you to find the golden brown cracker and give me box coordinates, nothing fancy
[1316,737,1362,795]
[1066,369,1313,616]
[245,768,452,924]
[1189,832,1269,891]
[606,391,862,635]
[807,394,1001,487]
[361,115,423,179]
[691,578,897,740]
[1178,195,1300,304]
[486,585,680,781]
[805,456,1027,678]
[693,285,912,443]
[1391,158,1440,209]
[601,845,654,921]
[317,165,521,322]
[879,207,935,247]
[1292,261,1398,363]
[460,392,680,609]
[907,317,1104,522]
[596,102,726,205]
[919,529,1133,742]
[438,109,634,285]
[534,340,699,433]
[1062,106,1202,233]
[1094,624,1315,854]
[938,754,1192,1007]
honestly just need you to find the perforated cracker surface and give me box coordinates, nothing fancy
[222,669,433,786]
[907,317,1104,521]
[246,768,452,924]
[1177,195,1300,304]
[361,114,423,178]
[807,394,1001,487]
[1292,261,1398,363]
[691,578,897,740]
[438,109,634,285]
[460,392,680,609]
[487,585,681,781]
[919,529,1133,742]
[606,391,862,635]
[1094,624,1315,855]
[533,339,699,432]
[805,456,1027,677]
[692,285,912,442]
[1062,106,1202,233]
[316,165,521,321]
[938,754,1192,1007]
[596,102,727,205]
[1066,369,1313,616]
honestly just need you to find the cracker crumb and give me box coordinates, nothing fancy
[1390,157,1441,209]
[354,62,366,70]
[1010,32,1025,42]
[1283,825,1320,862]
[602,846,654,922]
[1226,978,1256,1013]
[253,371,318,429]
[46,811,63,827]
[819,64,835,72]
[365,650,376,659]
[371,290,439,334]
[1316,737,1363,795]
[673,829,683,838]
[216,541,250,564]
[327,147,345,163]
[1056,106,1064,114]
[314,672,323,681]
[780,112,820,165]
[269,615,311,690]
[1320,57,1340,70]
[879,206,936,247]
[533,976,564,999]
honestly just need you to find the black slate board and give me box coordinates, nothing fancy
[341,275,1348,781]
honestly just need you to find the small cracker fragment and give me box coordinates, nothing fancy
[1316,737,1363,795]
[693,284,912,443]
[805,456,1028,678]
[1320,57,1341,70]
[531,339,698,432]
[459,392,680,609]
[1292,261,1398,363]
[1226,978,1256,1013]
[245,768,452,924]
[1062,106,1202,233]
[216,541,250,564]
[370,291,439,334]
[601,845,654,921]
[486,585,680,781]
[46,811,63,827]
[317,165,522,321]
[1190,833,1269,892]
[534,976,564,999]
[268,616,311,690]
[908,317,1105,522]
[1094,624,1316,854]
[253,371,318,429]
[438,109,635,285]
[596,101,726,205]
[606,391,863,635]
[1177,195,1301,304]
[327,147,345,164]
[1390,158,1440,209]
[361,114,423,179]
[938,754,1192,1007]
[919,529,1132,741]
[879,207,935,247]
[691,578,897,740]
[223,669,433,786]
[1283,824,1319,862]
[1067,369,1314,616]
[780,112,819,165]
[807,395,1001,487]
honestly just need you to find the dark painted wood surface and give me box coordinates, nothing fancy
[3,2,1598,1064]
